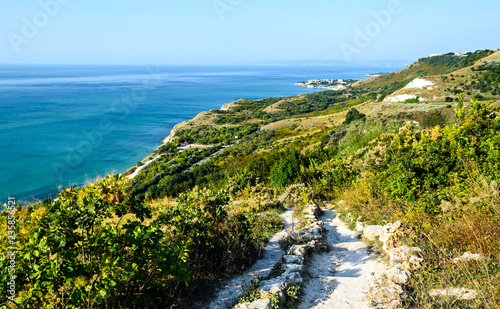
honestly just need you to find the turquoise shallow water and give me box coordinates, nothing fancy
[0,64,400,202]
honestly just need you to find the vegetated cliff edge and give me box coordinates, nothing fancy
[161,99,249,144]
[4,49,500,309]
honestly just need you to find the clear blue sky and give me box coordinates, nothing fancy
[1,0,499,65]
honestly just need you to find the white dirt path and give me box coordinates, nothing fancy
[207,209,297,309]
[126,156,159,179]
[298,210,383,309]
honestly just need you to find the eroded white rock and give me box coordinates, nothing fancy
[386,267,411,284]
[356,221,365,232]
[401,255,425,270]
[259,279,287,298]
[363,225,383,241]
[453,252,483,264]
[303,202,321,218]
[288,244,311,256]
[281,268,303,284]
[298,223,323,242]
[283,255,304,264]
[387,245,422,264]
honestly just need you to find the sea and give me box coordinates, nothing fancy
[0,64,402,203]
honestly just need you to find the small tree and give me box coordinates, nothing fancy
[343,108,366,125]
[270,156,301,187]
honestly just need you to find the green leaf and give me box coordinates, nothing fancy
[95,295,103,305]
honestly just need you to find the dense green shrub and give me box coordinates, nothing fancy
[329,96,500,307]
[127,146,222,197]
[421,110,447,128]
[417,50,494,73]
[0,176,284,308]
[331,96,500,213]
[214,114,250,125]
[0,175,189,308]
[343,108,366,125]
[270,156,301,188]
[175,124,258,145]
[404,96,420,103]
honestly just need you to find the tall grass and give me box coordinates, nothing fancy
[336,118,403,156]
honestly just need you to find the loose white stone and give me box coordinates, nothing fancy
[386,267,411,284]
[283,255,304,264]
[356,221,365,232]
[363,225,383,241]
[453,251,483,264]
[429,288,478,300]
[388,245,422,264]
[288,244,311,256]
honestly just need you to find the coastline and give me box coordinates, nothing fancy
[160,98,247,144]
[6,68,378,202]
[294,78,357,91]
[125,78,355,178]
[294,83,346,91]
[126,98,245,178]
[2,64,395,203]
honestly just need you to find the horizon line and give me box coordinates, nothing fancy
[0,61,412,67]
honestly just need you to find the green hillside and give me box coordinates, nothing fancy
[2,50,500,308]
[356,49,495,89]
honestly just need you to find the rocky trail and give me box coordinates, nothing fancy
[204,203,420,309]
[298,210,382,309]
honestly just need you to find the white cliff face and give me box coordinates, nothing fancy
[384,94,418,103]
[403,78,434,89]
[383,78,435,102]
[162,122,184,144]
[221,98,247,111]
[220,102,234,111]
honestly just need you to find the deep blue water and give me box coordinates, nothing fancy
[0,64,401,203]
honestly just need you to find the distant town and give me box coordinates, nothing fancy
[429,52,465,57]
[295,78,357,90]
